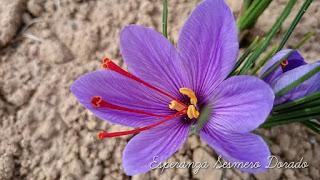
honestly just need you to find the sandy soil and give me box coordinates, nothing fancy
[0,0,319,179]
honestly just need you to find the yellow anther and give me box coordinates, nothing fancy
[169,100,185,111]
[179,88,198,105]
[168,88,200,120]
[187,105,200,119]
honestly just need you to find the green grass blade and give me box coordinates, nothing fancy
[277,0,313,51]
[229,36,260,76]
[250,44,279,75]
[302,119,320,134]
[293,32,315,49]
[237,0,272,31]
[162,0,168,38]
[276,99,320,113]
[273,91,320,111]
[268,106,320,122]
[261,114,320,128]
[239,0,297,75]
[242,0,253,13]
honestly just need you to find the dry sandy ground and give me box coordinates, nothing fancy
[0,0,319,180]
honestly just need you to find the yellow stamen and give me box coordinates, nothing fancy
[187,105,200,119]
[169,100,185,111]
[169,88,200,120]
[179,88,198,105]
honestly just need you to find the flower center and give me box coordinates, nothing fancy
[169,88,200,119]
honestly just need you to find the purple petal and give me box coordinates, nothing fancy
[272,62,320,105]
[120,25,186,98]
[122,119,189,175]
[205,76,274,133]
[259,49,306,84]
[177,0,238,96]
[70,70,173,127]
[200,128,270,173]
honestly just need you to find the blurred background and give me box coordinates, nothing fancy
[0,0,319,179]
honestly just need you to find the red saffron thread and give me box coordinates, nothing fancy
[91,96,166,117]
[102,57,186,108]
[97,109,186,139]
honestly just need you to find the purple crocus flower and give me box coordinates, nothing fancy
[260,49,320,105]
[71,0,274,175]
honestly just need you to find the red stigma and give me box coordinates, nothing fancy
[98,131,106,139]
[90,96,167,117]
[102,57,112,69]
[97,109,186,139]
[91,96,102,107]
[101,57,187,108]
[102,57,123,73]
[280,60,289,68]
[95,58,189,140]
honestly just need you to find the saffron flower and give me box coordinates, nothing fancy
[260,49,320,105]
[71,0,274,175]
